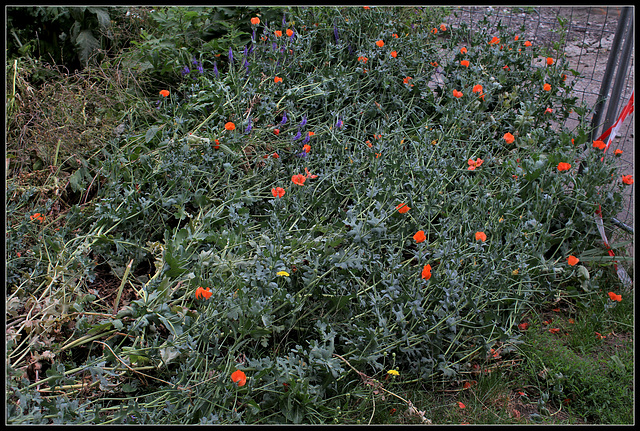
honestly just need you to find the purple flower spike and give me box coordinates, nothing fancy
[292,129,301,141]
[213,61,219,77]
[300,115,307,127]
[182,65,190,76]
[245,118,252,134]
[229,47,234,62]
[280,111,288,125]
[336,118,343,129]
[334,25,339,42]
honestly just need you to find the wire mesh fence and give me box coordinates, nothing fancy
[448,6,635,270]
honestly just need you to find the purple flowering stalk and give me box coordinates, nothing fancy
[336,118,343,129]
[182,65,190,76]
[299,115,307,127]
[292,129,301,141]
[229,47,234,63]
[280,111,288,125]
[334,25,339,42]
[213,61,219,77]
[245,118,252,134]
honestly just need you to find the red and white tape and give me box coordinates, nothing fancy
[593,91,634,289]
[595,205,633,288]
[596,91,634,158]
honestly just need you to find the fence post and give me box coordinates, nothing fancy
[600,8,634,137]
[589,6,633,142]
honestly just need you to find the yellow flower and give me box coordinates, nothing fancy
[387,369,400,376]
[276,271,290,277]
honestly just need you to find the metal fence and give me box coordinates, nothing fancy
[448,6,635,262]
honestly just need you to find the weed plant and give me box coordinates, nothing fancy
[6,6,632,424]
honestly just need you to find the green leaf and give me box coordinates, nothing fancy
[145,126,160,143]
[75,29,100,65]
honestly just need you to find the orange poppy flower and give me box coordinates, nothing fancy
[358,56,368,63]
[159,89,170,97]
[214,139,220,149]
[375,40,384,47]
[274,76,283,83]
[543,83,552,91]
[458,402,466,409]
[30,213,45,223]
[304,168,317,179]
[503,132,515,144]
[302,144,311,153]
[431,28,438,34]
[489,36,500,45]
[390,50,397,58]
[452,89,463,98]
[472,84,483,93]
[567,255,579,266]
[308,131,315,137]
[403,76,413,86]
[225,122,236,131]
[421,264,432,280]
[467,158,483,171]
[286,29,293,37]
[614,149,623,155]
[413,230,426,243]
[546,57,554,66]
[231,369,247,387]
[396,203,410,214]
[291,174,306,185]
[392,33,399,38]
[621,175,633,185]
[460,60,469,67]
[592,140,606,150]
[557,162,571,172]
[251,17,260,25]
[195,287,212,300]
[460,47,467,54]
[514,35,519,41]
[440,23,447,31]
[271,187,285,198]
[524,41,532,47]
[549,328,561,334]
[608,291,622,302]
[518,322,529,331]
[475,231,487,242]
[274,128,280,135]
[274,30,282,37]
